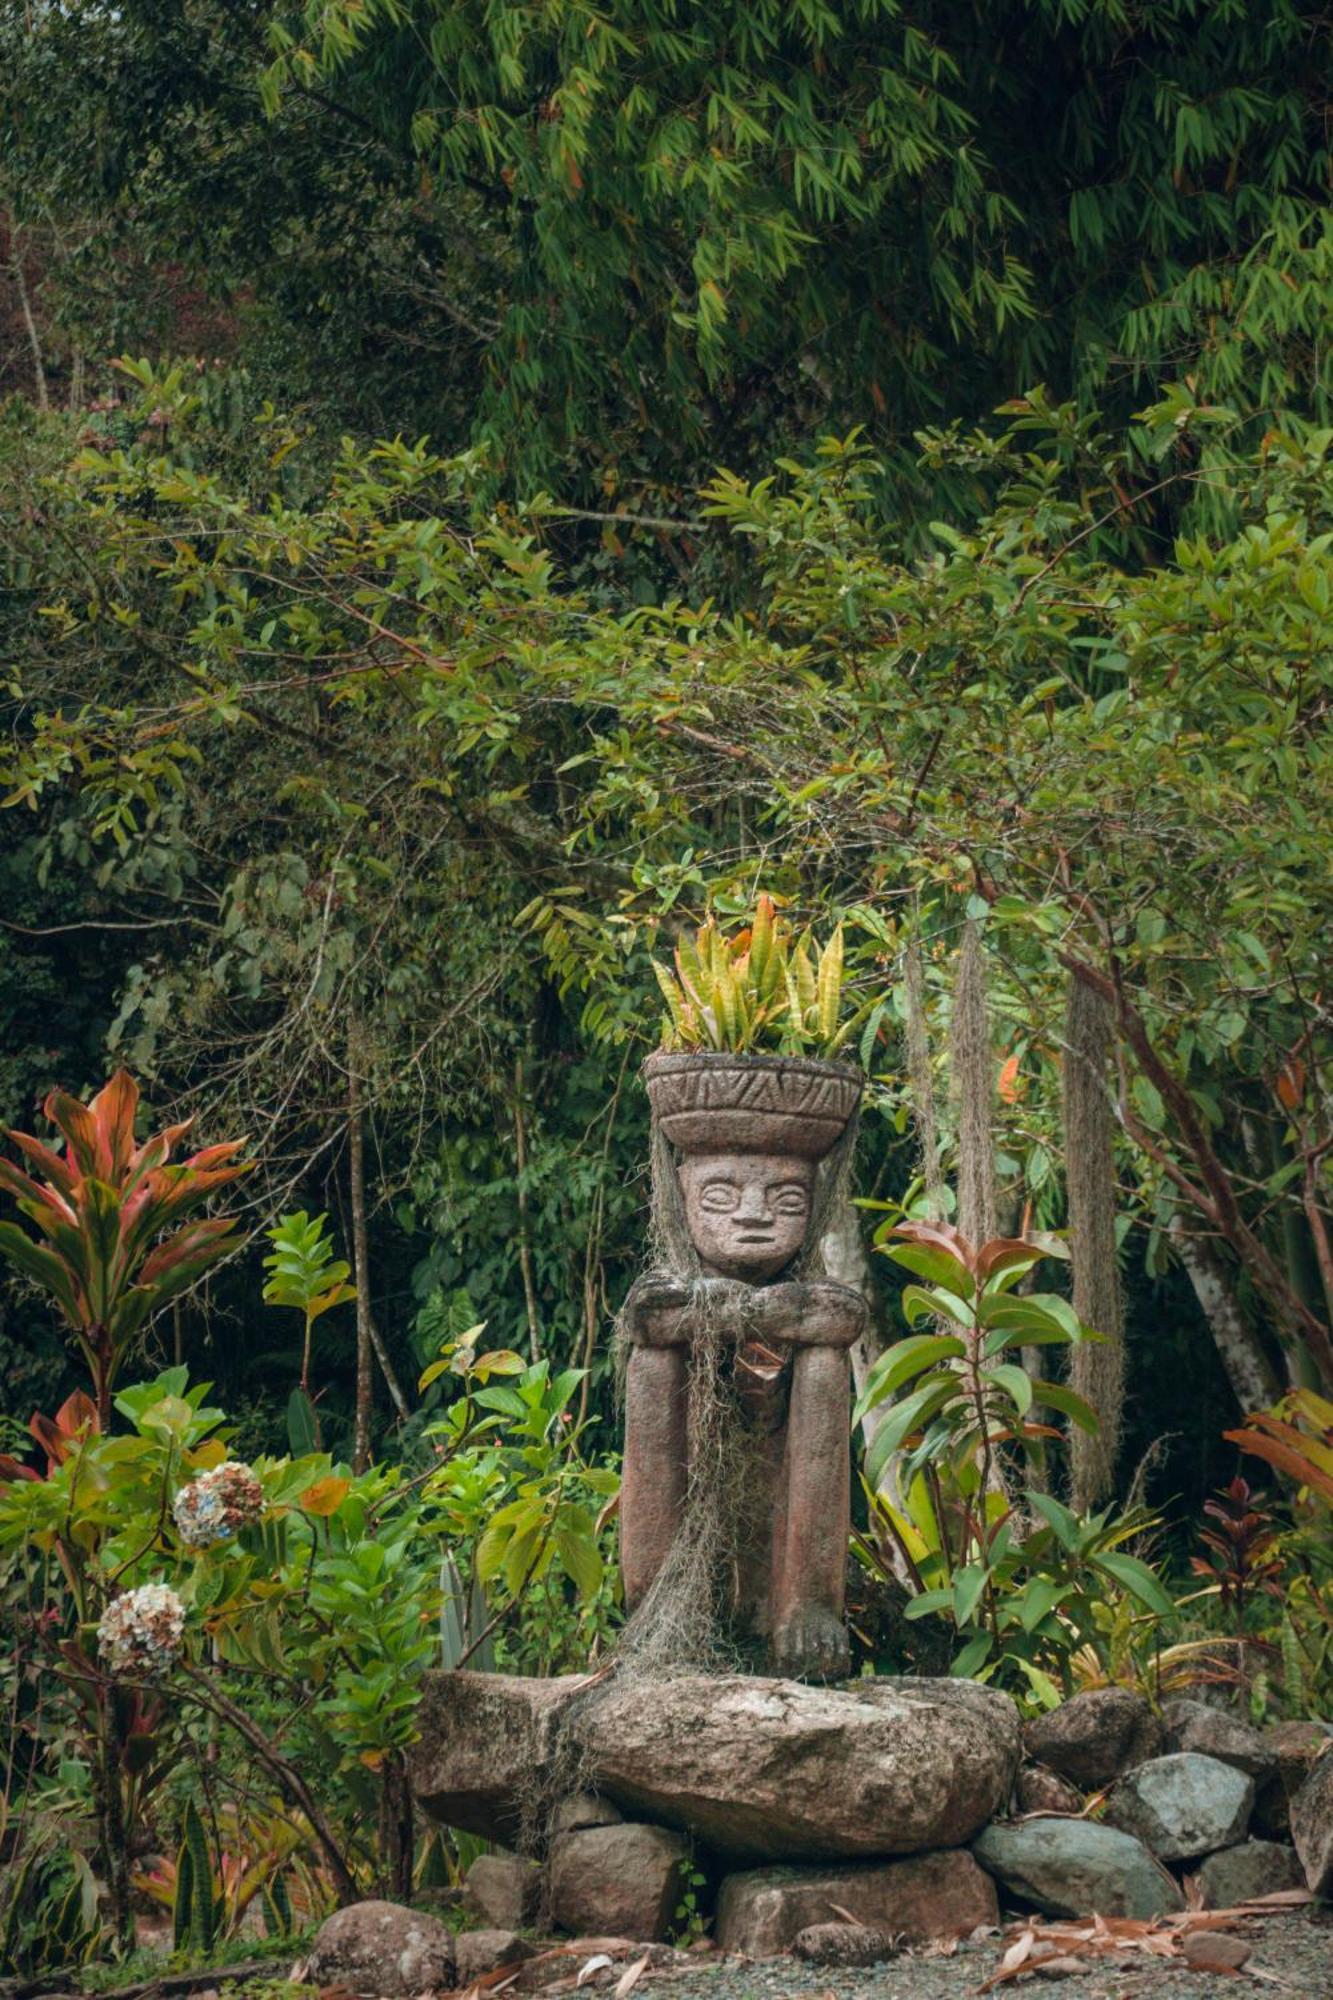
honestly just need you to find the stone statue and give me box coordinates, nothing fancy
[619,1051,865,1680]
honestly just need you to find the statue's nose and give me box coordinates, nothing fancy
[734,1186,771,1223]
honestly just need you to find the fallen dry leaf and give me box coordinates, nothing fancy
[980,1892,1307,1991]
[575,1956,615,1988]
[612,1955,650,2000]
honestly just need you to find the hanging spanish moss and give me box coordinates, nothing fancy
[904,933,947,1221]
[1063,975,1124,1506]
[950,920,997,1249]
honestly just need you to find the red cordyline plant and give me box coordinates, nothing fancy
[0,1388,100,1482]
[0,1072,251,1425]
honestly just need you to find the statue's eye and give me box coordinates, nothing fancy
[772,1188,809,1216]
[699,1183,740,1212]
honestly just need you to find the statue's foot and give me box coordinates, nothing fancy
[771,1604,850,1683]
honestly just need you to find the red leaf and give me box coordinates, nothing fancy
[88,1071,140,1181]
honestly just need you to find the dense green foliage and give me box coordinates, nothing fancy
[0,2,1331,1970]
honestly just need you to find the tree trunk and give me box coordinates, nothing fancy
[512,1054,542,1362]
[382,1752,415,1901]
[1063,978,1124,1506]
[348,1067,374,1474]
[951,920,996,1247]
[95,1697,133,1950]
[950,922,1007,1498]
[904,933,946,1219]
[1061,950,1333,1391]
[1168,1216,1282,1413]
[10,225,49,411]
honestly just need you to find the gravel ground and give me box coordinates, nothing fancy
[633,1913,1333,2000]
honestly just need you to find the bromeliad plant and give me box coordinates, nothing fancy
[0,1072,251,1425]
[855,1220,1174,1695]
[653,895,876,1057]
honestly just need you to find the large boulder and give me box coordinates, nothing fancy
[454,1932,538,1986]
[1104,1753,1254,1863]
[1197,1839,1307,1908]
[1015,1764,1085,1816]
[549,1823,688,1941]
[413,1672,571,1843]
[972,1818,1184,1920]
[411,1669,1020,1863]
[305,1900,455,1996]
[464,1853,542,1930]
[566,1674,1020,1861]
[1022,1688,1162,1790]
[1290,1745,1333,1896]
[714,1851,997,1956]
[1253,1720,1333,1840]
[553,1791,624,1835]
[1160,1699,1274,1779]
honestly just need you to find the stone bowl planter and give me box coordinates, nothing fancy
[643,1049,862,1159]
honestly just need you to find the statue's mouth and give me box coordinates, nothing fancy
[735,1226,775,1242]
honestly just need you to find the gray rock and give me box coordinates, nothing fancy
[552,1791,624,1835]
[1161,1698,1274,1778]
[1253,1720,1333,1840]
[1197,1839,1307,1907]
[714,1851,998,1956]
[306,1900,455,1996]
[791,1922,899,1966]
[1015,1764,1085,1816]
[454,1930,538,1984]
[1022,1688,1163,1790]
[413,1672,572,1843]
[549,1823,687,1941]
[573,1673,1020,1862]
[1290,1744,1333,1896]
[412,1669,1020,1862]
[972,1817,1184,1919]
[464,1853,542,1930]
[1104,1752,1254,1863]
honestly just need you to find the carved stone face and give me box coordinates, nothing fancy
[678,1151,816,1281]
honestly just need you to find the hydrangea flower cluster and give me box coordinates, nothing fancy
[98,1583,186,1673]
[172,1460,264,1547]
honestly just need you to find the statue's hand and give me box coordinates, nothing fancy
[750,1277,867,1348]
[621,1273,695,1346]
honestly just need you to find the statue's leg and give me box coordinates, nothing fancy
[771,1345,851,1680]
[620,1344,688,1610]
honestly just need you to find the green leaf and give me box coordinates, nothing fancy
[951,1632,993,1678]
[902,1587,954,1620]
[1093,1551,1176,1618]
[555,1525,603,1599]
[1028,1490,1081,1552]
[981,1363,1033,1415]
[1030,1380,1100,1434]
[952,1563,990,1626]
[881,1242,972,1300]
[1016,1577,1064,1632]
[900,1283,974,1329]
[855,1333,967,1420]
[865,1376,959,1487]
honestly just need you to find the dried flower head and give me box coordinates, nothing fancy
[98,1583,186,1673]
[173,1460,264,1547]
